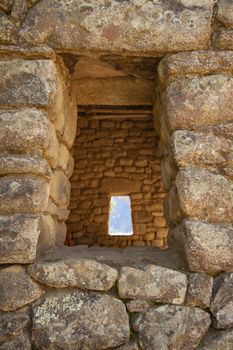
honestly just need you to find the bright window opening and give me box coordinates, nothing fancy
[109,196,133,236]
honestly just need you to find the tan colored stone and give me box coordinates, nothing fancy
[58,143,70,173]
[0,109,59,168]
[0,13,17,45]
[158,50,233,84]
[217,0,233,28]
[28,259,118,291]
[175,168,233,222]
[213,29,233,50]
[0,308,30,342]
[0,59,63,116]
[62,93,77,149]
[0,155,52,178]
[0,214,40,264]
[185,273,213,308]
[134,305,211,350]
[0,333,31,350]
[0,177,49,214]
[75,78,154,105]
[50,170,71,208]
[101,178,141,194]
[0,265,43,311]
[143,233,155,241]
[165,75,233,131]
[175,220,233,274]
[171,130,232,168]
[19,0,213,53]
[32,290,130,349]
[36,215,55,257]
[118,265,187,304]
[199,329,233,350]
[126,300,151,313]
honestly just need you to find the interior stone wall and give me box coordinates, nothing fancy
[67,115,168,248]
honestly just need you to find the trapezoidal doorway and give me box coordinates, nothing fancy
[66,105,168,248]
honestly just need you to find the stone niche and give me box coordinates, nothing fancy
[1,0,233,348]
[67,105,168,248]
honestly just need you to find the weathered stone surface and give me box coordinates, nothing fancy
[175,168,233,222]
[0,13,16,45]
[0,177,49,214]
[36,215,56,258]
[158,50,233,83]
[19,0,213,53]
[0,308,30,342]
[132,305,211,350]
[118,265,187,304]
[0,109,59,168]
[50,170,71,208]
[185,273,213,308]
[0,333,31,350]
[75,78,154,106]
[217,0,233,28]
[115,340,139,350]
[0,214,40,264]
[175,220,233,274]
[0,59,63,115]
[211,273,233,329]
[213,29,233,50]
[0,265,43,311]
[101,178,141,194]
[199,329,233,349]
[62,95,77,149]
[0,156,52,178]
[126,300,151,313]
[165,75,233,131]
[171,130,232,168]
[28,259,118,291]
[32,290,130,349]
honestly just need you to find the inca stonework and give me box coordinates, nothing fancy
[0,0,233,349]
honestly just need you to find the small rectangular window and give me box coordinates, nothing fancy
[109,196,133,236]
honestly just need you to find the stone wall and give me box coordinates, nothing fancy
[156,50,233,275]
[67,115,167,248]
[0,0,233,348]
[1,257,233,349]
[0,48,77,263]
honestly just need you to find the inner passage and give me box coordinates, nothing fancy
[109,196,133,236]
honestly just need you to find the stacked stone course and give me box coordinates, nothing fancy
[67,116,168,248]
[0,0,233,348]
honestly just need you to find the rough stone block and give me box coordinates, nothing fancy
[158,50,233,83]
[36,215,56,258]
[199,329,233,349]
[175,168,233,222]
[61,93,78,149]
[0,308,30,342]
[49,170,71,208]
[118,265,187,304]
[175,220,233,274]
[32,290,130,349]
[165,75,233,131]
[28,259,118,291]
[0,109,59,168]
[217,0,233,28]
[213,29,233,50]
[126,300,151,313]
[211,273,233,329]
[0,59,63,115]
[171,130,232,168]
[115,340,139,350]
[0,265,43,311]
[185,273,213,308]
[101,178,141,194]
[0,177,49,214]
[0,214,40,264]
[0,333,31,350]
[19,0,213,53]
[0,13,17,45]
[132,305,211,350]
[0,155,52,178]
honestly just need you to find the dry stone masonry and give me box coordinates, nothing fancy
[0,0,233,349]
[67,114,168,248]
